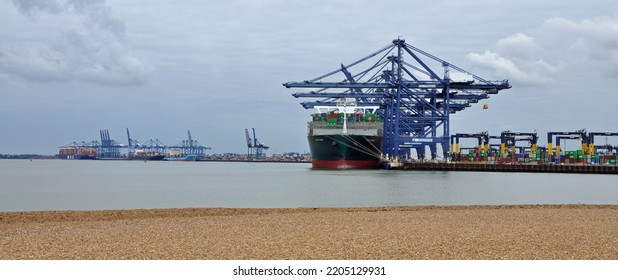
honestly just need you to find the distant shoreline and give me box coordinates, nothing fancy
[0,156,310,163]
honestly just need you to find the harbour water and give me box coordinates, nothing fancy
[0,159,617,212]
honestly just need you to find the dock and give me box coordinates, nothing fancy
[388,162,618,174]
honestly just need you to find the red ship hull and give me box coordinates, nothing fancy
[311,159,380,169]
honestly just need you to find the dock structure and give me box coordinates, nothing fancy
[284,38,510,160]
[283,39,618,173]
[389,162,618,174]
[58,128,211,160]
[448,129,617,166]
[389,129,617,174]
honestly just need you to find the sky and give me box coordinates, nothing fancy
[2,0,618,155]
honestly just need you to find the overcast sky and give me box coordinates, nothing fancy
[2,0,618,155]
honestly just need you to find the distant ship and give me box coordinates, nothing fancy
[57,147,96,160]
[307,98,383,169]
[128,149,165,161]
[165,155,198,161]
[164,148,198,161]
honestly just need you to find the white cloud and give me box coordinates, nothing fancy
[542,16,618,77]
[496,33,542,60]
[467,32,561,87]
[466,50,559,87]
[0,0,152,85]
[467,15,618,85]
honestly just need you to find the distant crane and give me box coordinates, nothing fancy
[245,128,269,161]
[98,129,123,158]
[126,128,144,156]
[168,130,211,158]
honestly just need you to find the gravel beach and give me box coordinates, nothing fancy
[1,205,617,260]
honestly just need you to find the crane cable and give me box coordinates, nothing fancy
[323,135,382,159]
[343,134,382,157]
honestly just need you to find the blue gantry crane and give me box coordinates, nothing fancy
[126,128,143,156]
[500,130,538,156]
[168,130,211,158]
[547,129,587,156]
[283,38,510,159]
[245,128,269,161]
[450,132,489,160]
[588,132,618,155]
[98,129,123,158]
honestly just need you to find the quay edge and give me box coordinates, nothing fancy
[386,162,618,174]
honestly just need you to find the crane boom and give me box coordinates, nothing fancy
[245,129,253,147]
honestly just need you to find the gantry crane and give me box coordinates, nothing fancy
[98,129,123,158]
[284,38,510,159]
[500,130,538,156]
[168,130,211,158]
[547,129,587,155]
[245,128,269,161]
[588,132,618,155]
[126,128,144,156]
[450,132,489,160]
[141,139,167,154]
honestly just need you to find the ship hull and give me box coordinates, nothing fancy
[56,154,96,160]
[308,134,382,169]
[165,155,198,161]
[128,155,166,161]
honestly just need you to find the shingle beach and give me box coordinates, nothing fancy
[1,205,616,260]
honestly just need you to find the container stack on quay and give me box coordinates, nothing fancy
[452,149,616,166]
[448,130,617,167]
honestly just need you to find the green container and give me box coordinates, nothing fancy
[609,159,617,165]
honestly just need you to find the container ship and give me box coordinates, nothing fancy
[164,148,198,161]
[307,99,383,169]
[127,149,165,161]
[57,147,97,160]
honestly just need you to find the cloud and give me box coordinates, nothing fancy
[12,0,63,15]
[466,50,559,87]
[495,33,542,60]
[467,15,618,85]
[0,0,152,85]
[542,16,618,77]
[466,33,561,87]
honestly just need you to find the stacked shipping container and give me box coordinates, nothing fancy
[311,112,382,124]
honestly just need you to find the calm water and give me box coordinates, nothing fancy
[0,159,617,212]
